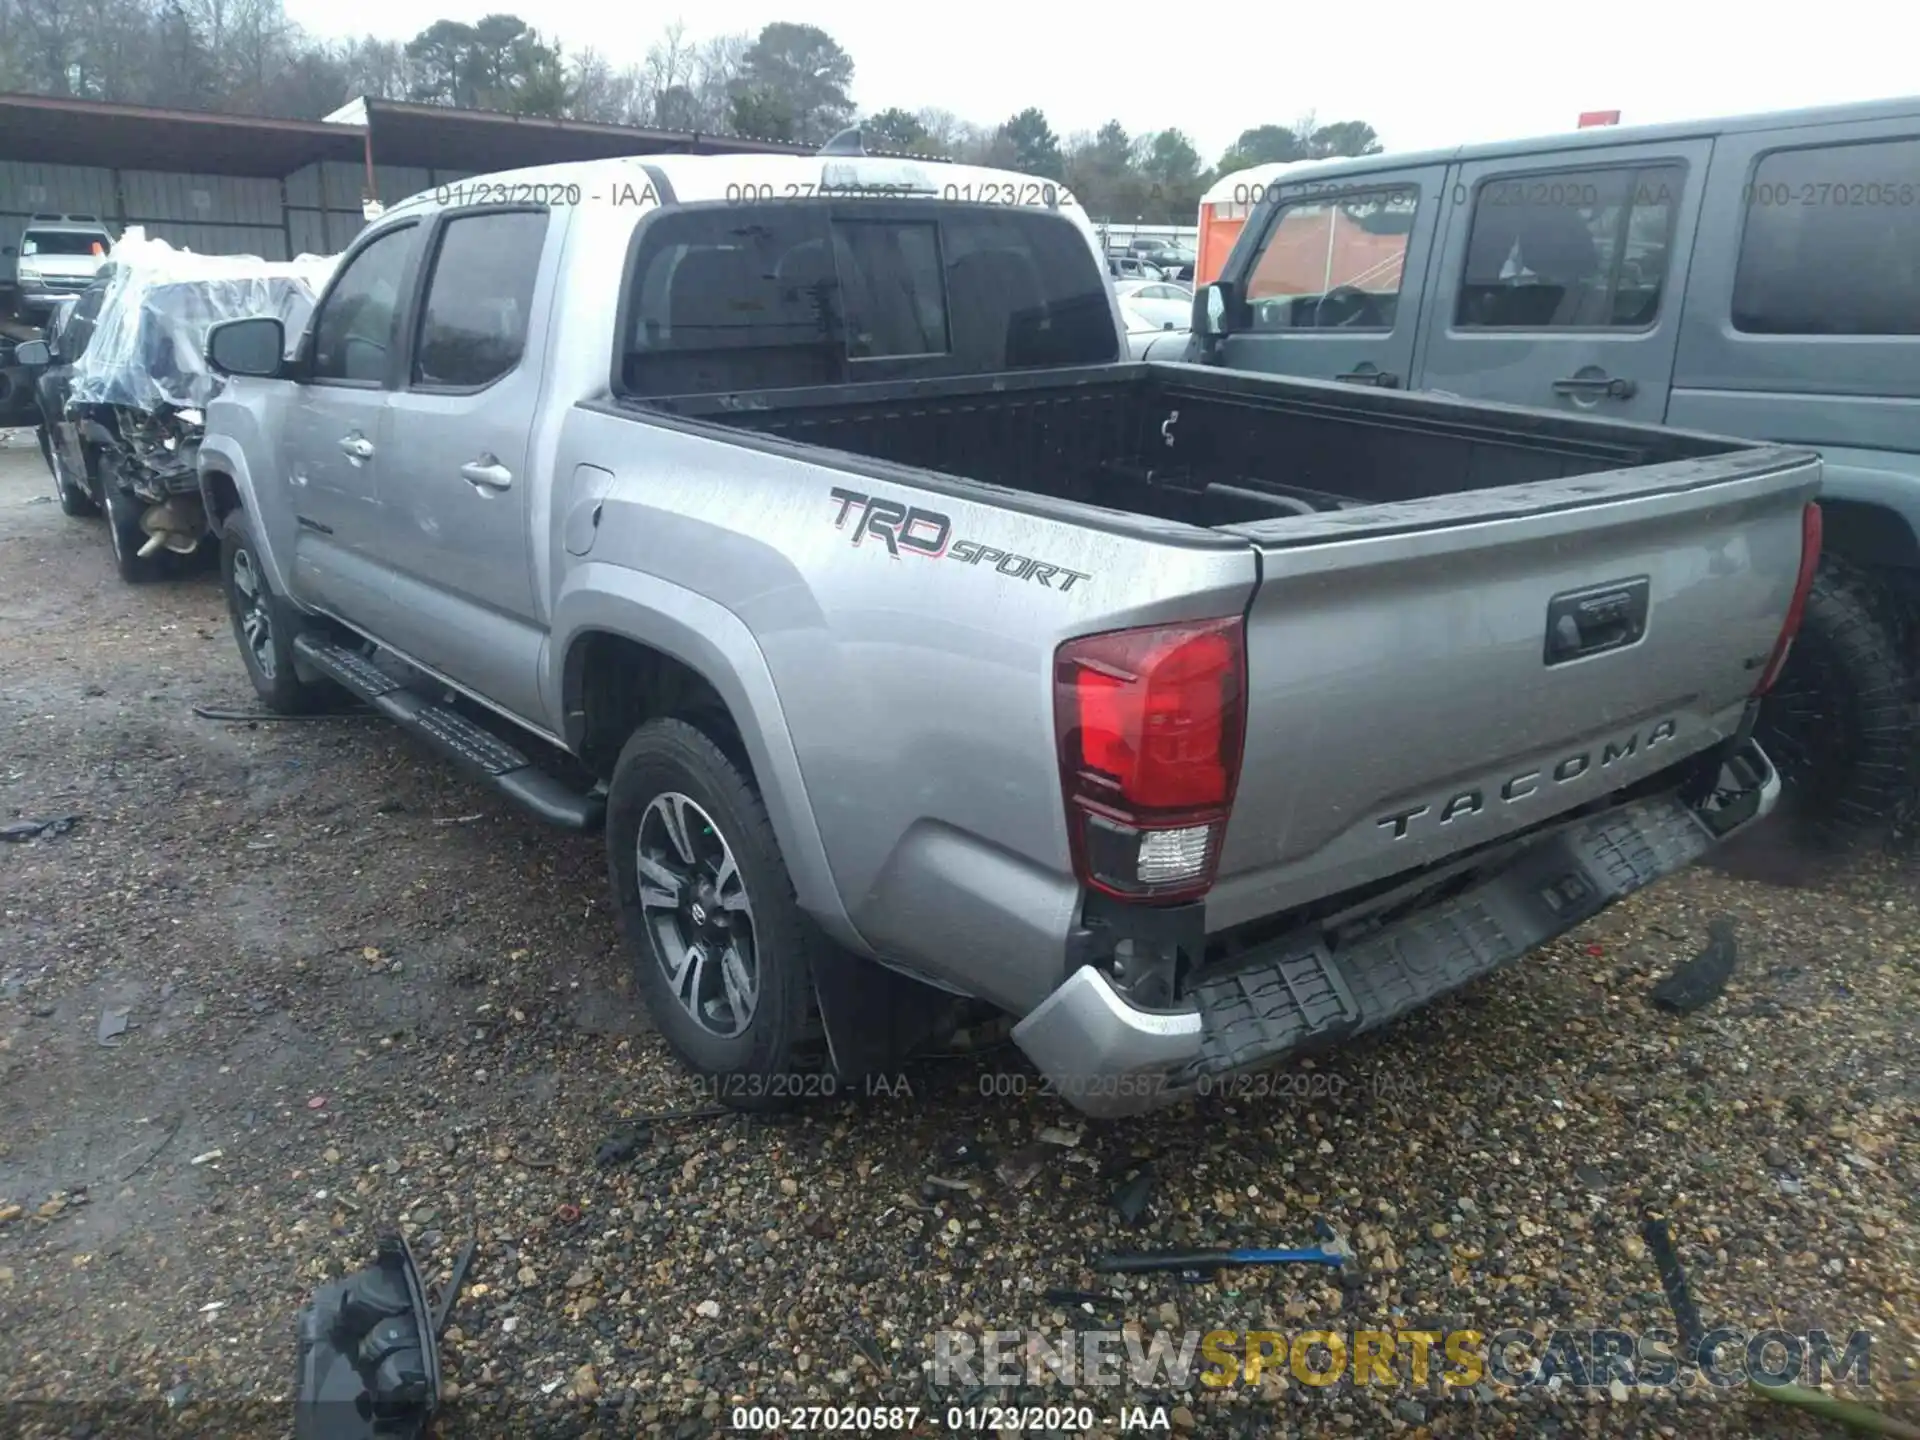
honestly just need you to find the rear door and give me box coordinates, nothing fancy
[1215,165,1446,391]
[1415,140,1711,422]
[370,204,556,723]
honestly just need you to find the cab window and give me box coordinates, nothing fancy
[1244,186,1417,332]
[309,223,417,384]
[1732,137,1920,336]
[1454,165,1682,329]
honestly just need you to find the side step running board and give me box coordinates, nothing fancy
[294,635,604,831]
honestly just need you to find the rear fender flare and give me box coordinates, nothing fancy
[550,565,867,955]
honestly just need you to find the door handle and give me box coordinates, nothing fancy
[460,457,512,491]
[338,433,374,460]
[1334,367,1401,388]
[1552,374,1638,400]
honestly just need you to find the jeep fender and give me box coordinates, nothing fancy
[1815,449,1920,572]
[549,563,869,957]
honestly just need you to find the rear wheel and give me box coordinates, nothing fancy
[1754,556,1919,851]
[221,510,331,715]
[607,717,826,1111]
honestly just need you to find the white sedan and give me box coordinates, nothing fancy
[1115,279,1192,332]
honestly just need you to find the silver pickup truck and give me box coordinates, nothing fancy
[196,152,1821,1118]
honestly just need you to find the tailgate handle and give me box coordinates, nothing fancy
[1552,374,1638,400]
[1544,577,1650,665]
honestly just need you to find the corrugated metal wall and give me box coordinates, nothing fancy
[3,160,492,282]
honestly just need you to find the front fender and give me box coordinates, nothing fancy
[197,431,301,603]
[549,562,868,957]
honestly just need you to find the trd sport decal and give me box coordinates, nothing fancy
[828,487,1093,593]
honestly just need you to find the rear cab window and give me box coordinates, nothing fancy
[616,201,1117,398]
[411,209,550,389]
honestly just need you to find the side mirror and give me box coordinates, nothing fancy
[206,316,287,379]
[12,339,50,367]
[1197,281,1242,338]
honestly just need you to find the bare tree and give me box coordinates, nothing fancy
[640,20,694,125]
[689,30,747,131]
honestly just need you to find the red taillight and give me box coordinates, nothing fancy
[1055,616,1247,903]
[1753,502,1824,697]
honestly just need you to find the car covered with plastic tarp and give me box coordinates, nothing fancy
[62,230,336,580]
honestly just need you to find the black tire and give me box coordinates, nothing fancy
[101,469,163,583]
[1753,556,1920,851]
[607,717,826,1112]
[220,510,332,715]
[45,431,100,518]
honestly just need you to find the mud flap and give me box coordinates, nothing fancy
[294,1231,442,1440]
[811,949,957,1080]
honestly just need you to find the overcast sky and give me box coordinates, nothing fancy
[283,0,1916,165]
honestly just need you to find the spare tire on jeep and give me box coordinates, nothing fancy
[1754,556,1919,851]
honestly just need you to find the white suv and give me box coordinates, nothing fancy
[14,216,115,319]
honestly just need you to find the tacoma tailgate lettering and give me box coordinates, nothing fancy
[1376,718,1679,840]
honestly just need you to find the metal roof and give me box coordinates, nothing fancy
[0,94,364,176]
[0,92,817,181]
[345,97,815,171]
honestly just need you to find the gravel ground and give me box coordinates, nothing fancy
[0,433,1915,1440]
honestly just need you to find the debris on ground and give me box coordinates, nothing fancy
[594,1126,651,1168]
[95,1005,130,1046]
[1652,914,1741,1012]
[993,1141,1053,1190]
[1111,1162,1156,1226]
[1,815,81,843]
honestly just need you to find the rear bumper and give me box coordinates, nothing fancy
[1012,739,1779,1119]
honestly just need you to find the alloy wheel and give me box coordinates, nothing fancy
[230,547,276,680]
[635,791,758,1037]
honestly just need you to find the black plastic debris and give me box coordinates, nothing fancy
[594,1126,651,1168]
[96,1007,130,1046]
[295,1230,467,1440]
[1,815,81,843]
[1652,916,1739,1013]
[1112,1164,1155,1226]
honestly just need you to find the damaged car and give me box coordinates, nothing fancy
[21,233,334,581]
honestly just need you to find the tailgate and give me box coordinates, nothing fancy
[1208,445,1821,932]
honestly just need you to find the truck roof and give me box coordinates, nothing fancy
[22,218,112,234]
[391,153,1089,218]
[1207,90,1920,197]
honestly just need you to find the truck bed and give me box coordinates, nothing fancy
[632,360,1821,940]
[638,360,1759,539]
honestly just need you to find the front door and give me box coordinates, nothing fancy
[1414,140,1713,423]
[1216,165,1447,391]
[372,205,556,724]
[283,220,421,632]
